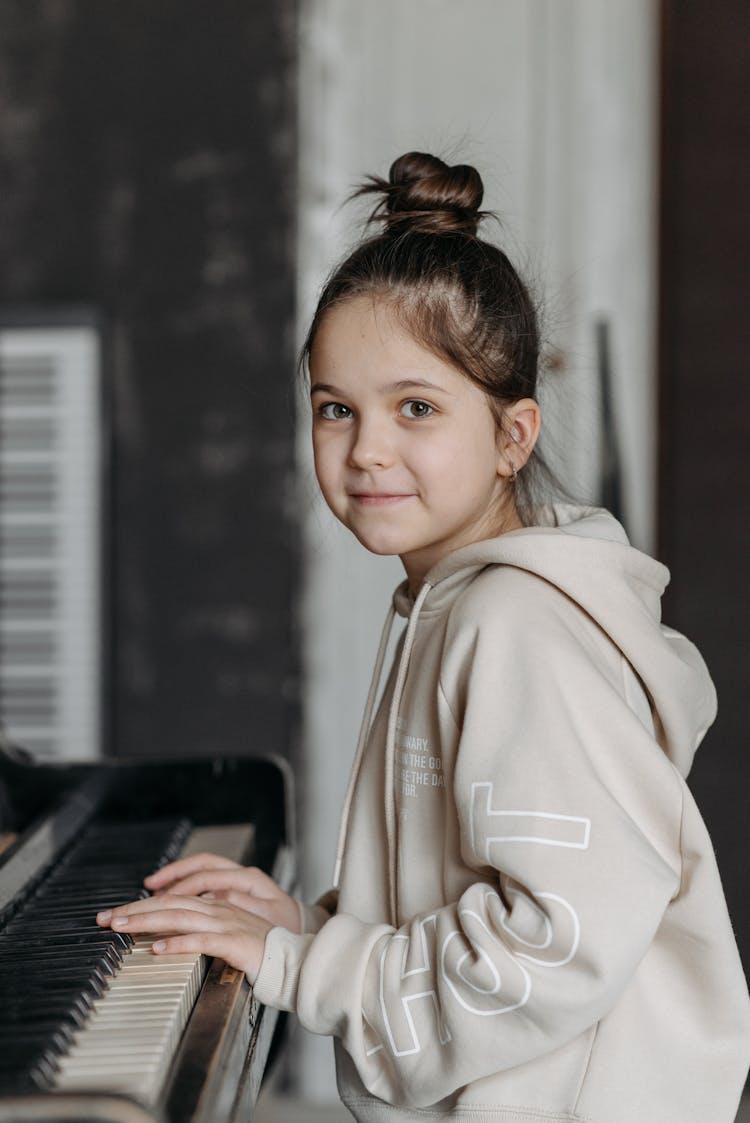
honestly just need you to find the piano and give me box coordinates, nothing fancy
[0,751,295,1122]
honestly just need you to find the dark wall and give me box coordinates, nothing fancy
[0,1,298,760]
[659,1,749,967]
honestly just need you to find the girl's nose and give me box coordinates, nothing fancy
[347,417,395,469]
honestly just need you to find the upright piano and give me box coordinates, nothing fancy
[0,752,295,1123]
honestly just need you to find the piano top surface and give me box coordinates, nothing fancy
[0,755,292,884]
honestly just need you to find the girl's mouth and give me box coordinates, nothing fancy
[349,493,414,506]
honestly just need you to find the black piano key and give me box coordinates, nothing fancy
[0,1032,71,1051]
[0,1001,90,1027]
[0,943,122,970]
[0,965,109,992]
[0,987,100,1015]
[0,966,108,987]
[4,915,129,934]
[0,1021,77,1046]
[0,930,134,950]
[0,948,121,974]
[0,1044,61,1091]
[21,884,150,900]
[15,895,144,918]
[26,881,152,898]
[0,1004,94,1022]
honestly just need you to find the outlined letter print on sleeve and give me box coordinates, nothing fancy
[470,782,590,967]
[379,912,532,1057]
[376,786,592,1059]
[379,915,452,1057]
[470,783,591,854]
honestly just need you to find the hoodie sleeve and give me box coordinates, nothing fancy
[255,571,685,1107]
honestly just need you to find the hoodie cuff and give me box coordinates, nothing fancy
[253,927,315,1012]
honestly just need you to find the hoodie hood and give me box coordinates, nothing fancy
[393,504,716,779]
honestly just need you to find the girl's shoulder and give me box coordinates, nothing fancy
[442,560,625,684]
[448,560,582,630]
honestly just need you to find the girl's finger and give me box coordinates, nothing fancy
[96,893,218,926]
[150,930,265,982]
[193,888,265,911]
[151,932,225,956]
[211,889,301,932]
[102,906,225,936]
[219,890,274,917]
[164,868,272,899]
[144,852,239,890]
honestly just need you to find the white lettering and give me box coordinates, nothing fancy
[442,909,531,1016]
[470,783,590,859]
[376,781,590,1058]
[380,917,452,1056]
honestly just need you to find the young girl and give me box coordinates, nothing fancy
[98,152,750,1122]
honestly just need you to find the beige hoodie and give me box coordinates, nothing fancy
[255,506,750,1122]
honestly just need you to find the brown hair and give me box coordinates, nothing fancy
[303,151,547,517]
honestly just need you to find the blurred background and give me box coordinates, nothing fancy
[0,0,747,1112]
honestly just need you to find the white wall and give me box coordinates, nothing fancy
[295,0,658,1099]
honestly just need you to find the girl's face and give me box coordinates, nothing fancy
[310,296,519,591]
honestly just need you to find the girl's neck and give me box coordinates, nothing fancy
[404,501,525,596]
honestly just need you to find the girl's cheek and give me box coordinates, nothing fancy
[314,444,340,482]
[312,461,339,508]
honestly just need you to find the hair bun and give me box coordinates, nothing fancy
[359,151,485,237]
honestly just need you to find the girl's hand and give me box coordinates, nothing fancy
[144,852,301,933]
[96,895,272,983]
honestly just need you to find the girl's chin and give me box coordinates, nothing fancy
[345,523,413,557]
[353,536,436,578]
[352,535,404,557]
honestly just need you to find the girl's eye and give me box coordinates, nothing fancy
[401,399,434,419]
[319,402,352,421]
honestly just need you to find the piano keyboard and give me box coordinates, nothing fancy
[0,814,254,1104]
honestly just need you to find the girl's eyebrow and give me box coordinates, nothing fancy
[385,378,453,395]
[310,378,453,396]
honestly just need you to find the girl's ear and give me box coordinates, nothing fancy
[497,398,541,476]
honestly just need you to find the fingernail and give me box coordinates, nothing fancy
[96,910,111,923]
[153,941,166,952]
[201,892,215,900]
[112,916,129,928]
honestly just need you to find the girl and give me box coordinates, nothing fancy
[98,152,750,1122]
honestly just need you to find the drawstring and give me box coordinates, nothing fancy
[333,601,396,888]
[384,581,432,924]
[332,580,433,927]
